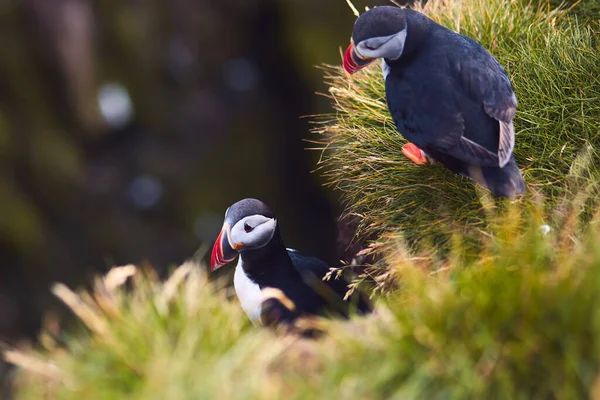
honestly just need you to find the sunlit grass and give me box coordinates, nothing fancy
[8,263,280,400]
[6,0,600,398]
[8,196,600,399]
[310,0,600,278]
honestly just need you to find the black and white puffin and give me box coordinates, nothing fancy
[210,198,371,325]
[343,6,525,198]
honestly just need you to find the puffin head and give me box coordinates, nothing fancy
[344,6,411,74]
[210,198,277,271]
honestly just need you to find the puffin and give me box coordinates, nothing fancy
[210,198,372,326]
[343,6,525,198]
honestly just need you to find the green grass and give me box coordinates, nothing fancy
[538,0,600,21]
[8,264,275,400]
[6,0,600,398]
[310,0,600,272]
[8,199,600,399]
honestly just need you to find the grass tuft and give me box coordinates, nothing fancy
[9,197,600,399]
[9,263,284,400]
[310,0,600,276]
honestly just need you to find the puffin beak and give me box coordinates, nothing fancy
[343,43,375,74]
[210,224,238,271]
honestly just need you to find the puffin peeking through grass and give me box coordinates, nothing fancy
[343,6,525,198]
[211,198,372,327]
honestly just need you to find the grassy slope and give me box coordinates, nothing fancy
[9,206,600,399]
[311,0,600,273]
[7,0,600,398]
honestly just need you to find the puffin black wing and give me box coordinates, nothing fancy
[386,71,503,168]
[287,249,372,315]
[385,32,517,168]
[455,36,517,167]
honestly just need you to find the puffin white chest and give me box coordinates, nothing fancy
[382,59,391,80]
[233,259,263,324]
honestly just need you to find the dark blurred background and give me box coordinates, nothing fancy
[0,0,403,346]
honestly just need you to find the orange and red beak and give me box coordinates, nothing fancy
[210,224,237,271]
[343,43,376,74]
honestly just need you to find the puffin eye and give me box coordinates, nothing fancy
[244,223,254,233]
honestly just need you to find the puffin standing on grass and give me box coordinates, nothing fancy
[343,6,525,198]
[210,198,371,326]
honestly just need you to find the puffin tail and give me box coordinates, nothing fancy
[469,155,525,198]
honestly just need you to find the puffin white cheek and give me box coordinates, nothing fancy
[356,42,383,59]
[229,216,276,250]
[261,218,276,236]
[247,219,276,248]
[357,29,407,61]
[378,29,407,61]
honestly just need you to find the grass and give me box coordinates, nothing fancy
[7,264,275,399]
[6,0,600,398]
[310,0,600,272]
[538,0,600,21]
[8,198,600,399]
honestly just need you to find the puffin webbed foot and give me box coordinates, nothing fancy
[402,143,433,165]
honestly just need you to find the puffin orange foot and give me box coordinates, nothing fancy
[402,143,429,165]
